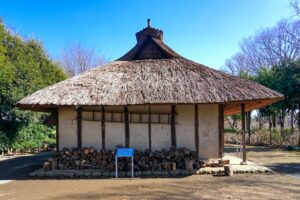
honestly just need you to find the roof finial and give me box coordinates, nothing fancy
[147,19,151,28]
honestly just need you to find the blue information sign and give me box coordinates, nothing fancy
[116,148,135,157]
[115,148,135,178]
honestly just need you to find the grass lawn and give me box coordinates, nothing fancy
[0,146,299,200]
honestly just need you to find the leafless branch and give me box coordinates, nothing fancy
[59,42,106,77]
[224,19,300,75]
[290,0,300,16]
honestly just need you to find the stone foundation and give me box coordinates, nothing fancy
[30,167,273,178]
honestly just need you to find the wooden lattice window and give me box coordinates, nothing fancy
[81,110,174,124]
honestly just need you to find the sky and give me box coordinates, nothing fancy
[0,0,294,69]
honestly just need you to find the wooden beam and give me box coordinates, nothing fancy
[76,107,82,148]
[55,109,59,152]
[101,106,105,149]
[171,105,176,147]
[194,104,199,158]
[241,103,247,163]
[148,105,152,151]
[124,105,130,147]
[218,104,224,158]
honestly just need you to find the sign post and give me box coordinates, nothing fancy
[115,148,135,178]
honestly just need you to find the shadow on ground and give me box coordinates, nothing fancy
[268,163,300,174]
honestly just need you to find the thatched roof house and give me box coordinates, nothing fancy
[18,20,283,160]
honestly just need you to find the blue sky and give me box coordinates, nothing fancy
[0,0,293,69]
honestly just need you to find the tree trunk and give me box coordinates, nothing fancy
[272,114,276,128]
[298,105,300,146]
[258,114,263,130]
[280,109,285,137]
[268,115,272,145]
[291,110,294,134]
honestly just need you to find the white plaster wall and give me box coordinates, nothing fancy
[150,105,171,151]
[105,122,125,149]
[198,104,219,159]
[82,121,102,148]
[151,124,171,151]
[128,105,149,150]
[58,107,77,150]
[176,105,195,150]
[129,124,149,150]
[58,104,220,159]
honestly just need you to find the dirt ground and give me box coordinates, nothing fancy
[226,145,300,174]
[0,147,299,200]
[0,174,299,200]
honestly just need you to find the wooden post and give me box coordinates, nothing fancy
[194,104,199,158]
[246,111,251,143]
[148,104,152,151]
[55,109,59,152]
[218,104,224,158]
[241,104,247,164]
[76,107,82,148]
[124,105,130,147]
[101,105,105,149]
[171,105,176,147]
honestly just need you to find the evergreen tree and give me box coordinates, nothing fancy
[0,19,67,151]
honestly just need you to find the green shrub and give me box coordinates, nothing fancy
[0,130,9,152]
[12,123,55,151]
[224,128,238,134]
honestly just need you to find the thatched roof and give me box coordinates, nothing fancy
[17,21,283,115]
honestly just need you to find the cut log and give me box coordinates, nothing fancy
[50,147,199,171]
[49,158,57,170]
[184,158,194,171]
[224,165,234,176]
[43,161,50,171]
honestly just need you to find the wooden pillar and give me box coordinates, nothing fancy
[171,105,176,147]
[76,107,82,148]
[148,104,152,151]
[55,109,59,152]
[218,104,224,158]
[194,104,199,158]
[241,103,247,163]
[124,105,130,147]
[101,105,105,149]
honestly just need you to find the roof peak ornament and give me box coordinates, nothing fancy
[135,20,163,46]
[147,19,151,28]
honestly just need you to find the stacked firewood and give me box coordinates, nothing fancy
[43,146,202,171]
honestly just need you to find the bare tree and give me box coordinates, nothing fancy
[223,53,251,76]
[223,19,300,74]
[60,42,106,77]
[222,18,300,137]
[290,0,300,16]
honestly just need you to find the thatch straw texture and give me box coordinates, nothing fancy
[17,58,283,114]
[17,24,283,115]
